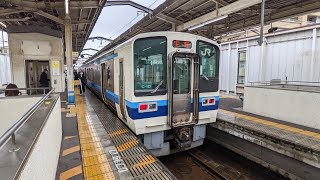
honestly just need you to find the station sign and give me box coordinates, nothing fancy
[52,60,60,76]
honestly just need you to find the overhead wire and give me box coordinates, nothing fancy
[108,0,163,39]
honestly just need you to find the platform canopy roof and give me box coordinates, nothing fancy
[90,0,320,60]
[0,0,108,52]
[1,0,320,61]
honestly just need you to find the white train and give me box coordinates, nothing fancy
[83,32,220,156]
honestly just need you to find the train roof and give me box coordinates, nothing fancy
[84,31,219,65]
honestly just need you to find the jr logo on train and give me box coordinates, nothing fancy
[83,32,220,156]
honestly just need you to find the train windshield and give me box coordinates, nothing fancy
[197,41,219,92]
[134,37,167,96]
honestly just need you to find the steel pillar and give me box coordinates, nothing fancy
[65,15,74,104]
[258,0,265,46]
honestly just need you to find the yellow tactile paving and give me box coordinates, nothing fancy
[219,109,320,139]
[117,139,139,152]
[73,88,115,179]
[62,145,80,156]
[81,142,103,151]
[132,154,156,168]
[83,154,109,167]
[80,137,101,144]
[82,148,106,158]
[59,165,82,180]
[86,174,116,180]
[83,163,113,178]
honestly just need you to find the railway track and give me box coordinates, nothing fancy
[160,140,287,180]
[187,149,229,180]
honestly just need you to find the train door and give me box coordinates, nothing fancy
[119,59,126,121]
[101,63,107,101]
[26,61,36,94]
[168,53,200,128]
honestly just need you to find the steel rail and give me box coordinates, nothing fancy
[187,150,228,180]
[0,88,55,151]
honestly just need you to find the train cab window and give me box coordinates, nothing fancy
[197,41,219,92]
[134,37,167,96]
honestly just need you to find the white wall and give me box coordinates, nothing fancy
[0,53,11,86]
[19,97,61,180]
[8,33,65,92]
[220,26,320,93]
[243,87,320,129]
[0,96,41,136]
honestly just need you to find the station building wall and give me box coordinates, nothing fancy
[8,33,65,92]
[220,26,320,94]
[0,52,11,86]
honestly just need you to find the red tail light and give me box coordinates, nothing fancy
[209,98,215,104]
[139,104,148,111]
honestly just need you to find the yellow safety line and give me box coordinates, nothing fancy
[117,139,139,152]
[64,136,77,140]
[62,145,80,156]
[219,109,320,139]
[74,88,116,180]
[59,165,82,180]
[132,154,156,168]
[109,128,128,137]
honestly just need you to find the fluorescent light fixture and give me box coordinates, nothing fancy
[0,22,6,28]
[65,0,69,15]
[188,15,228,31]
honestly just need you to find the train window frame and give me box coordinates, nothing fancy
[196,40,220,93]
[133,36,168,97]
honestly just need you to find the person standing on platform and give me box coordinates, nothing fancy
[79,71,87,94]
[39,69,50,93]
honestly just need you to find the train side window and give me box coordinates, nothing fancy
[197,41,220,92]
[134,37,167,96]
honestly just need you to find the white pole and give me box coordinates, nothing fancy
[65,0,74,103]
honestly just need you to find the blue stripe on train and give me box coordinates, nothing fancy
[87,81,102,94]
[87,81,219,120]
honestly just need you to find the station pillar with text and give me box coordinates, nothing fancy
[65,15,74,104]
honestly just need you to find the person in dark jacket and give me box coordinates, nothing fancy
[39,69,50,93]
[74,70,79,80]
[39,69,50,87]
[79,71,87,94]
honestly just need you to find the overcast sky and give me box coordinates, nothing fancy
[81,0,165,60]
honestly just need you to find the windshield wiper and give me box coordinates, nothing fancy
[202,75,209,81]
[151,80,164,94]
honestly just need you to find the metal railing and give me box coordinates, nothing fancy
[0,88,55,152]
[0,87,52,95]
[247,81,320,93]
[248,80,320,87]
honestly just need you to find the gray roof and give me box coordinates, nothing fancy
[0,0,107,52]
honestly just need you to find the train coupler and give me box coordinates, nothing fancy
[174,127,193,149]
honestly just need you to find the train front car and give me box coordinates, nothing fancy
[86,32,220,156]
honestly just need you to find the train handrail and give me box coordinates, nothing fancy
[0,88,55,152]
